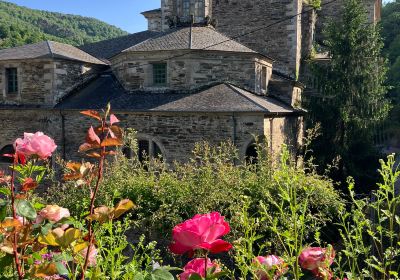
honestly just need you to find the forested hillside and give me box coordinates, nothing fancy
[0,0,128,49]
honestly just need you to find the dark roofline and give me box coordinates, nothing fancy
[272,70,305,89]
[141,8,161,15]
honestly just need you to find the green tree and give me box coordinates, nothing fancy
[305,0,390,190]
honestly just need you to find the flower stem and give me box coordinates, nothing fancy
[11,153,23,280]
[204,253,208,279]
[80,120,107,280]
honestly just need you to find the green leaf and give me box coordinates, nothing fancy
[151,269,175,280]
[41,223,53,236]
[133,273,145,280]
[16,200,37,220]
[33,202,45,210]
[188,274,202,280]
[0,188,10,196]
[0,254,13,269]
[55,262,69,276]
[0,200,7,222]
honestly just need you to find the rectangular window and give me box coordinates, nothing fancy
[6,68,18,94]
[183,0,190,17]
[261,66,267,91]
[152,63,167,86]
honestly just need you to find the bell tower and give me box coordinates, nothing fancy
[161,0,212,30]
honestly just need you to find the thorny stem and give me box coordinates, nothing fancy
[80,120,107,280]
[11,153,24,280]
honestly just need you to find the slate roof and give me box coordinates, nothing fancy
[123,27,257,54]
[0,41,106,64]
[56,73,299,115]
[79,31,160,60]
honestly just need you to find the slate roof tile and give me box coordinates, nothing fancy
[0,41,106,65]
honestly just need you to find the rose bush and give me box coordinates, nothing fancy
[254,255,288,280]
[179,258,220,280]
[170,212,232,256]
[14,132,57,160]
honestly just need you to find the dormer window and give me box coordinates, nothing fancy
[6,68,18,94]
[153,63,167,86]
[261,66,267,92]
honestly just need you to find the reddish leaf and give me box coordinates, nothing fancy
[79,143,100,153]
[80,110,102,121]
[22,178,38,192]
[86,152,102,158]
[101,138,123,147]
[66,162,81,172]
[109,114,120,125]
[86,126,101,145]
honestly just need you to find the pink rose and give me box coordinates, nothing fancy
[39,205,70,222]
[179,258,220,280]
[80,245,98,267]
[14,132,57,160]
[299,247,335,279]
[254,255,287,280]
[170,212,232,256]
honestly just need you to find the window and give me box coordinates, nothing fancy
[6,68,18,94]
[183,0,190,17]
[123,139,163,162]
[261,66,267,92]
[245,143,258,164]
[152,63,167,86]
[0,145,15,163]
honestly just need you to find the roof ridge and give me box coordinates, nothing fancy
[45,40,55,58]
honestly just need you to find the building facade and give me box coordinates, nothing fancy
[0,0,381,164]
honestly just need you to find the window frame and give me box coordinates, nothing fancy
[182,0,191,17]
[152,63,167,86]
[261,66,267,92]
[6,67,18,94]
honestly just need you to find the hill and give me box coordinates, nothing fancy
[0,0,128,49]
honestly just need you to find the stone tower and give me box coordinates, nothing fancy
[212,0,304,79]
[161,0,212,30]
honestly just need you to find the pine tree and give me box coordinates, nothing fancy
[306,0,390,189]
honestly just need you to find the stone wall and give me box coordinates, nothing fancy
[316,0,381,43]
[0,109,302,164]
[111,50,272,94]
[0,59,100,106]
[212,0,303,79]
[161,0,212,28]
[264,115,303,157]
[0,59,53,105]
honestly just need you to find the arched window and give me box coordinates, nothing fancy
[123,139,164,162]
[0,145,14,163]
[245,143,258,164]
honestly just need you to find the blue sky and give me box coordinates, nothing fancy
[3,0,160,33]
[3,0,394,34]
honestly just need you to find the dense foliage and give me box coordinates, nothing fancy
[381,0,400,150]
[0,0,128,49]
[1,107,400,279]
[305,0,390,190]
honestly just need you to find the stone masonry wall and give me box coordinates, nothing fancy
[316,0,381,43]
[0,109,62,156]
[0,60,53,106]
[212,0,303,79]
[111,51,272,94]
[0,59,100,106]
[0,109,301,164]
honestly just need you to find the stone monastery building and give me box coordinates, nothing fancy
[0,0,381,163]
